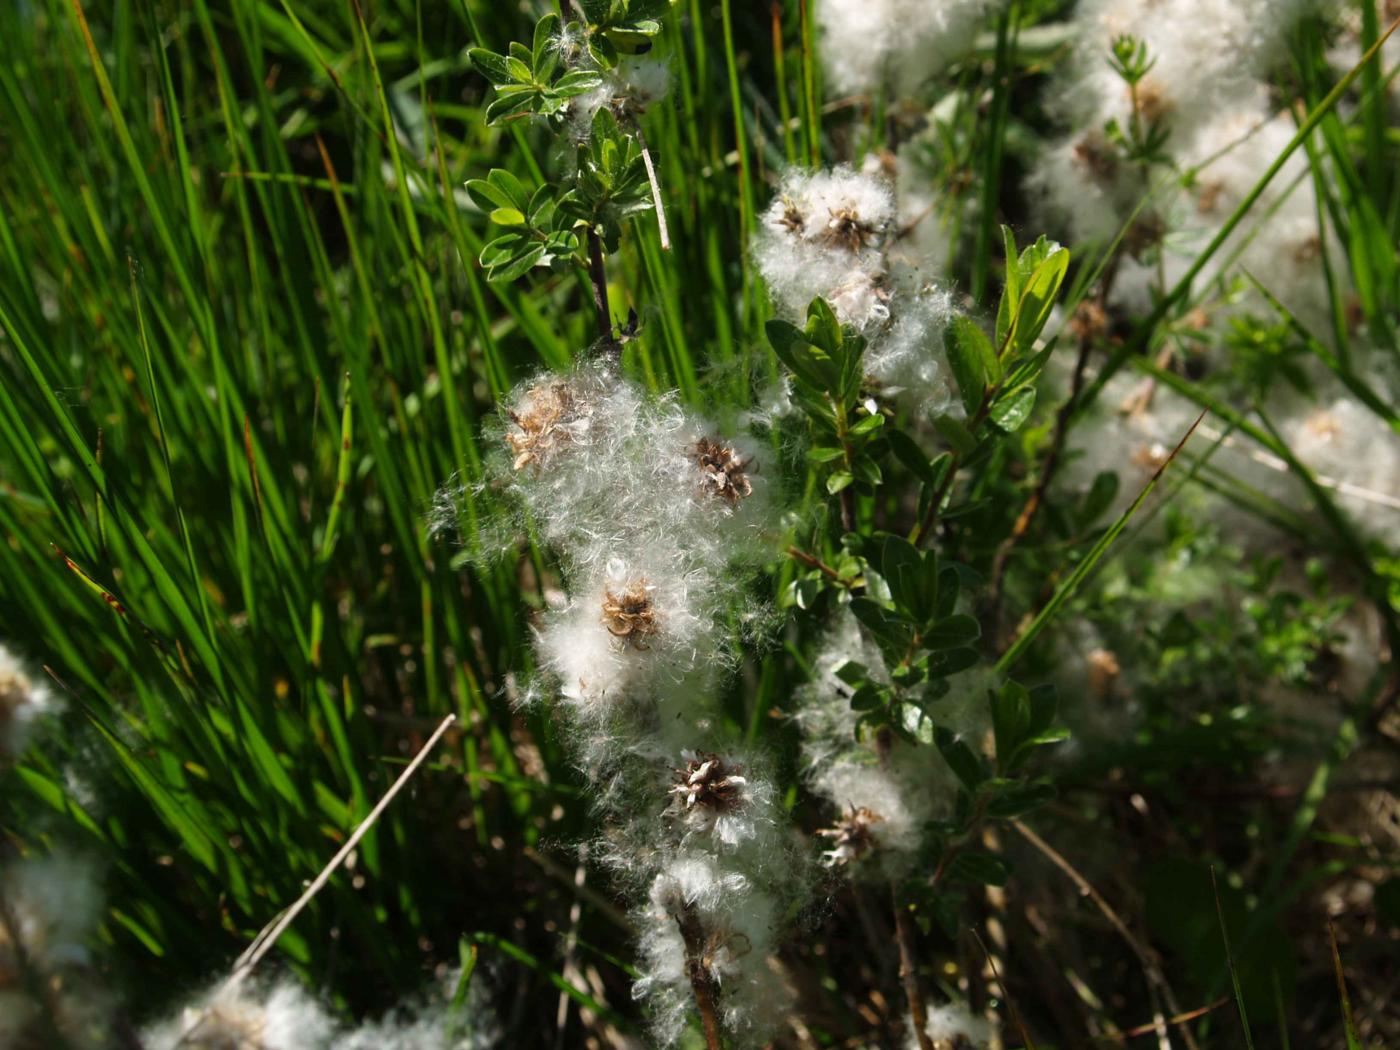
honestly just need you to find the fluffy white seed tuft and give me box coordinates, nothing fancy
[0,644,57,758]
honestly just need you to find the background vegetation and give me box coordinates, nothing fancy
[0,0,1396,1046]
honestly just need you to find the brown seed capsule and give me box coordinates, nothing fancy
[1196,179,1226,215]
[1303,410,1341,442]
[1066,301,1109,344]
[777,199,806,234]
[693,437,753,503]
[816,804,883,865]
[1072,131,1120,185]
[1086,648,1122,699]
[821,206,881,253]
[505,382,578,473]
[670,752,748,813]
[601,580,660,650]
[1132,78,1174,125]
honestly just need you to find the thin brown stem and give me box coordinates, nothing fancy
[838,487,855,533]
[892,882,934,1050]
[985,333,1092,629]
[786,545,846,584]
[675,904,725,1050]
[872,728,933,1049]
[985,260,1120,632]
[1012,819,1201,1050]
[586,225,616,352]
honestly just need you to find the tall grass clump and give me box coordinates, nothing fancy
[1,0,1397,1047]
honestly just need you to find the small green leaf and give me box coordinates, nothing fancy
[766,320,828,390]
[532,13,560,70]
[985,780,1057,819]
[489,207,526,227]
[804,296,844,353]
[888,429,934,484]
[1011,238,1070,357]
[850,412,885,435]
[935,728,986,791]
[468,48,512,85]
[924,613,981,650]
[850,598,914,660]
[996,225,1019,348]
[484,91,538,124]
[924,645,980,678]
[488,243,545,282]
[991,680,1032,770]
[950,851,1009,886]
[826,471,854,495]
[945,315,990,417]
[880,535,924,619]
[989,384,1037,433]
[933,414,977,456]
[849,683,884,712]
[487,168,531,212]
[806,445,846,464]
[834,660,869,686]
[554,70,606,96]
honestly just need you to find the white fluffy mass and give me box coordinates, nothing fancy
[469,359,805,1047]
[0,853,113,1049]
[503,361,781,737]
[1030,0,1331,322]
[818,0,1007,95]
[0,642,57,758]
[572,56,673,133]
[634,852,793,1049]
[757,166,896,330]
[144,980,338,1050]
[796,612,995,878]
[757,164,961,417]
[912,999,993,1048]
[143,973,498,1050]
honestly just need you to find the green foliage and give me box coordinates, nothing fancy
[469,15,604,123]
[767,263,1075,870]
[468,170,581,280]
[0,0,1396,1045]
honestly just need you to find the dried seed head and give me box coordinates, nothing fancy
[776,199,806,234]
[0,646,50,758]
[1303,410,1341,442]
[1123,213,1166,259]
[1195,178,1226,215]
[821,206,882,253]
[1131,78,1173,125]
[699,922,752,970]
[601,580,659,650]
[693,438,753,504]
[1293,235,1322,264]
[1072,131,1119,185]
[505,382,578,473]
[1066,301,1109,344]
[1086,647,1121,698]
[816,805,883,866]
[1129,441,1170,473]
[670,752,748,813]
[179,1007,269,1050]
